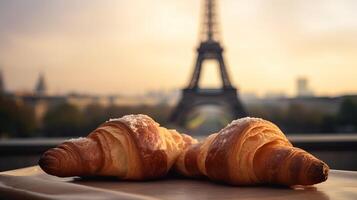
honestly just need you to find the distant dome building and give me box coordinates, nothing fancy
[35,73,47,96]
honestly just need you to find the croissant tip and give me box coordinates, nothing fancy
[321,162,329,182]
[309,161,329,184]
[38,151,60,175]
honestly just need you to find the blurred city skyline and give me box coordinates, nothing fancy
[1,0,357,97]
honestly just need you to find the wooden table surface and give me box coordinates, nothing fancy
[1,166,357,200]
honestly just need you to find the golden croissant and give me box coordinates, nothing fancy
[39,114,197,180]
[175,117,329,186]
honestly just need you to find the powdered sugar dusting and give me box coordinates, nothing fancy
[66,137,86,142]
[220,117,264,136]
[108,114,158,133]
[228,117,263,127]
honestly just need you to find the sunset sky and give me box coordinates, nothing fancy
[1,0,357,97]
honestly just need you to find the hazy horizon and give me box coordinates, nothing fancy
[1,0,357,96]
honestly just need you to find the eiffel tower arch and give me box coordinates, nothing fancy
[170,0,247,126]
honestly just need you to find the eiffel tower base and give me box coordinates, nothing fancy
[170,87,246,126]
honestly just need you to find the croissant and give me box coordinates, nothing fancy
[39,114,197,180]
[175,117,329,186]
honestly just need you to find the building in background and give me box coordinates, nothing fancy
[2,71,176,126]
[35,73,47,96]
[296,77,314,97]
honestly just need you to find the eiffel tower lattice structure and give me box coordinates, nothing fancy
[170,0,247,125]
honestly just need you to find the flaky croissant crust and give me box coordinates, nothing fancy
[175,117,329,186]
[39,114,197,180]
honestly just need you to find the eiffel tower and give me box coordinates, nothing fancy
[170,0,246,125]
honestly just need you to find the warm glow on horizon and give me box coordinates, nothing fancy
[1,0,357,97]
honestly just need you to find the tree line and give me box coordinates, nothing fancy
[1,95,357,138]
